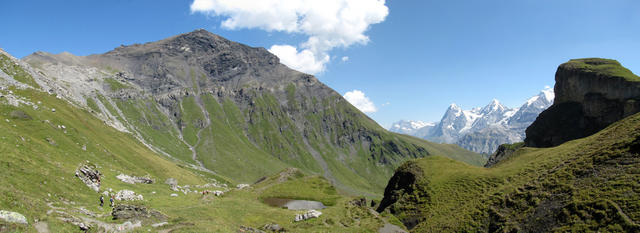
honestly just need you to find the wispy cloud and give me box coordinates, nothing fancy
[190,0,388,74]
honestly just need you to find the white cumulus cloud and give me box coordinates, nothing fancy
[268,45,329,74]
[341,56,349,62]
[190,0,388,74]
[343,90,377,113]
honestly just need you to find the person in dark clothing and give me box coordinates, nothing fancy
[109,195,114,207]
[99,195,104,207]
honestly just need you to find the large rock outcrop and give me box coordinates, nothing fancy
[376,161,429,230]
[484,142,524,167]
[525,58,640,147]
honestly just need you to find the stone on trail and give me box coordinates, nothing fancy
[0,210,28,224]
[170,193,178,197]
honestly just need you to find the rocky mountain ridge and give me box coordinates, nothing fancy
[389,88,554,154]
[18,29,483,197]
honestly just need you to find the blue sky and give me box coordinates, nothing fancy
[1,0,639,128]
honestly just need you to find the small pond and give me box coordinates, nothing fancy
[262,197,326,210]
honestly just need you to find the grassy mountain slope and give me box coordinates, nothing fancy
[0,57,399,232]
[378,112,640,232]
[0,87,215,231]
[0,88,390,232]
[22,30,484,197]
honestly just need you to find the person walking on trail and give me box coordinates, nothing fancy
[110,195,114,207]
[99,195,104,207]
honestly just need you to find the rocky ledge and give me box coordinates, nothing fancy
[525,58,640,147]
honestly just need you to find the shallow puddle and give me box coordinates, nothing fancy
[262,197,326,210]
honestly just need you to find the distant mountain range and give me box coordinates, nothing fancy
[390,88,554,154]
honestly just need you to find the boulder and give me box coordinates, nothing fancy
[239,225,266,233]
[164,178,177,186]
[349,197,367,207]
[294,210,322,222]
[116,174,154,184]
[261,223,284,232]
[236,184,250,189]
[75,163,101,192]
[0,210,27,224]
[111,204,167,222]
[115,190,143,201]
[165,178,178,191]
[525,58,640,147]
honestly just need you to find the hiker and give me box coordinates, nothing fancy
[99,195,104,207]
[109,195,114,207]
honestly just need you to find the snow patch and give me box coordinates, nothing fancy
[541,87,555,101]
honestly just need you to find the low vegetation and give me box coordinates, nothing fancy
[103,78,130,91]
[0,88,395,232]
[0,54,40,88]
[259,175,341,206]
[563,58,640,81]
[380,112,640,232]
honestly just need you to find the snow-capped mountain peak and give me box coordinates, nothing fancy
[389,87,555,154]
[480,99,507,114]
[541,87,554,102]
[448,103,462,112]
[524,87,554,109]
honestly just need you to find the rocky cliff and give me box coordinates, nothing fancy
[525,58,640,147]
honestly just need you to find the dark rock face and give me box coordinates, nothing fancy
[484,142,524,167]
[376,162,428,230]
[525,58,640,147]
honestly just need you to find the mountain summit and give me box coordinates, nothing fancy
[22,29,482,196]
